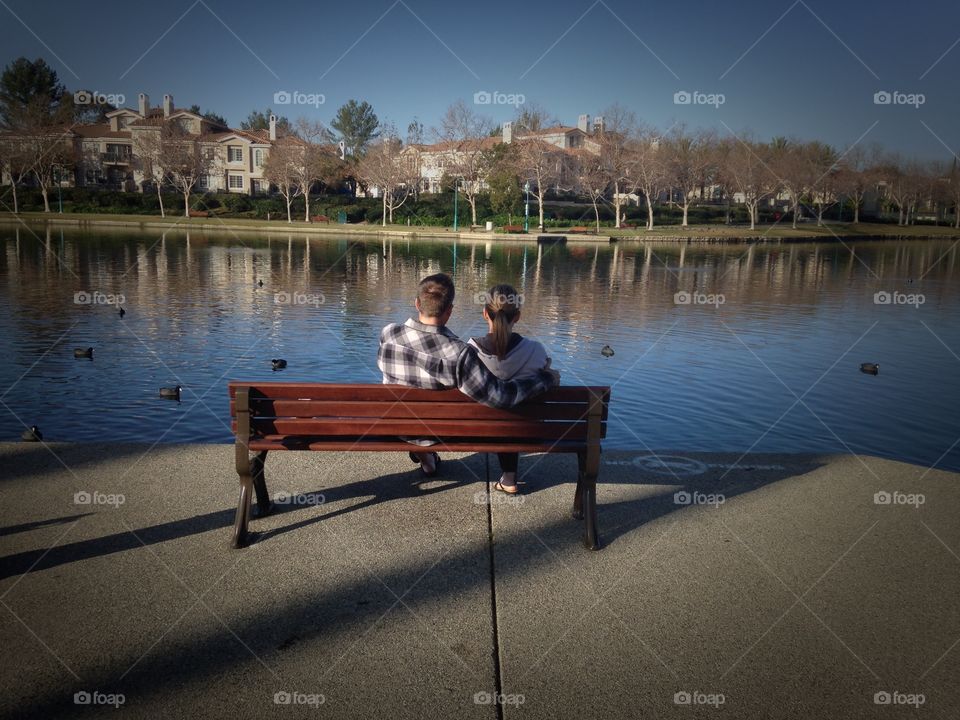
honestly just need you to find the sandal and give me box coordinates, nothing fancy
[493,480,520,495]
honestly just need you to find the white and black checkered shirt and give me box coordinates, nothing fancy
[378,318,555,408]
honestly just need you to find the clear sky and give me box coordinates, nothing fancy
[1,0,958,160]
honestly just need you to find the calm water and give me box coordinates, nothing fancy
[1,224,958,471]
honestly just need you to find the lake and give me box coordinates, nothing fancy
[1,223,958,472]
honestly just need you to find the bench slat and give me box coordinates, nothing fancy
[239,418,592,440]
[230,399,608,422]
[228,382,609,404]
[247,437,590,453]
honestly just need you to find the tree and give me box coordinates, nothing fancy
[187,104,227,126]
[263,139,307,222]
[0,137,32,212]
[595,104,636,228]
[770,139,810,229]
[805,141,839,226]
[623,126,666,231]
[724,135,775,230]
[835,144,879,224]
[662,126,715,228]
[0,57,67,129]
[574,147,609,233]
[434,100,493,226]
[331,99,380,157]
[156,124,215,218]
[132,128,167,217]
[356,130,416,226]
[949,158,960,229]
[485,143,522,225]
[294,118,340,222]
[241,108,291,134]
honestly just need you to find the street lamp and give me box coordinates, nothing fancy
[524,181,530,232]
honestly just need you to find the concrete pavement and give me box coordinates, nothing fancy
[0,444,957,719]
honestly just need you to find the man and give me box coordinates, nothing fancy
[378,273,559,476]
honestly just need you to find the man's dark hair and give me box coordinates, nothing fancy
[417,273,455,317]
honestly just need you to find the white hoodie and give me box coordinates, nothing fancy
[467,333,548,381]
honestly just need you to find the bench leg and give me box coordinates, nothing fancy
[582,480,600,551]
[232,472,253,549]
[251,451,272,517]
[572,452,586,520]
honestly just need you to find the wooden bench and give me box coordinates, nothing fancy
[502,225,526,233]
[568,226,590,234]
[188,209,210,218]
[310,214,331,223]
[228,382,610,550]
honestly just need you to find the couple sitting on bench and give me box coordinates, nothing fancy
[378,273,560,494]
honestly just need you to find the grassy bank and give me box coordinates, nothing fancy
[1,211,958,241]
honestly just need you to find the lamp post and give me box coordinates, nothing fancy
[453,178,459,232]
[524,181,530,232]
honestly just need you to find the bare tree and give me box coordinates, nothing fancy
[294,119,339,222]
[806,141,839,226]
[263,139,306,223]
[724,134,775,230]
[949,158,960,229]
[623,126,666,231]
[435,100,493,226]
[132,128,167,217]
[662,126,714,228]
[356,131,416,226]
[834,144,880,224]
[573,147,608,233]
[0,136,33,213]
[595,104,636,228]
[153,124,215,218]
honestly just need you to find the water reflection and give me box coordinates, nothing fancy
[0,223,958,471]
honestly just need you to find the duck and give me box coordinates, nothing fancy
[21,425,42,442]
[601,345,615,358]
[271,359,287,371]
[119,307,125,318]
[73,347,93,359]
[860,363,879,375]
[159,385,183,399]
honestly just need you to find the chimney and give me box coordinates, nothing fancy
[269,114,277,142]
[593,116,605,134]
[502,121,512,144]
[138,93,149,116]
[578,114,589,133]
[163,94,173,118]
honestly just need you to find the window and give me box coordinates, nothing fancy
[254,148,264,167]
[228,146,243,163]
[228,174,244,190]
[198,175,209,190]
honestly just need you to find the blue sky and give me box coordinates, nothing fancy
[1,0,958,159]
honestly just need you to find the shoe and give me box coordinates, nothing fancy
[493,479,520,495]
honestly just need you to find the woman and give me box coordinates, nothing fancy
[468,284,549,494]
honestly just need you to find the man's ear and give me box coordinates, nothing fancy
[415,297,421,313]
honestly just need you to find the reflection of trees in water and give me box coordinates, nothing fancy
[1,227,957,342]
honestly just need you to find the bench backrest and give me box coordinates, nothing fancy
[229,383,609,443]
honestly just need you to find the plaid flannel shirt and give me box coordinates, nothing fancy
[378,318,556,409]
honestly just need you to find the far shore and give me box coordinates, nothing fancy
[1,211,958,243]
